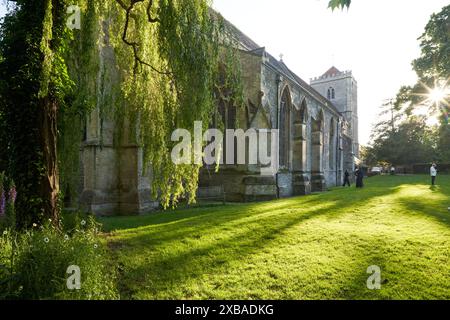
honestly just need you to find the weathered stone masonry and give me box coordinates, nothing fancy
[199,23,358,202]
[78,17,359,214]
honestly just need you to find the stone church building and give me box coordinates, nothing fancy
[198,23,359,202]
[78,17,359,215]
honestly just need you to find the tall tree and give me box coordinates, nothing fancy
[0,0,71,228]
[372,99,403,138]
[396,5,449,111]
[1,0,242,224]
[395,5,450,161]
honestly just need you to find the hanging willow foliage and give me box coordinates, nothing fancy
[61,0,243,209]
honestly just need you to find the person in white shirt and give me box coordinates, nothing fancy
[430,163,437,186]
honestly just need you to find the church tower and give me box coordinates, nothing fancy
[310,66,359,157]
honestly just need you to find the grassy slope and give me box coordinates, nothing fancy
[101,175,450,300]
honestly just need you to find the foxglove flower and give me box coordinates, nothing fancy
[0,191,5,216]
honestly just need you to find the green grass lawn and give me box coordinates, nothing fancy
[100,175,450,300]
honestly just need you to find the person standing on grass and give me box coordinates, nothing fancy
[430,163,437,186]
[390,166,396,175]
[343,170,351,187]
[355,167,364,188]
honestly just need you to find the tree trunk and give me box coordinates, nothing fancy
[39,96,60,226]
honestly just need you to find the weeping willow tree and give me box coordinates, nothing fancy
[0,0,242,228]
[61,0,243,209]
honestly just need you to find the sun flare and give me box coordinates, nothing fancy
[428,87,447,104]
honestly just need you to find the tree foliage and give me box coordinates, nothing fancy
[328,0,351,11]
[413,5,450,83]
[0,0,243,225]
[64,0,242,209]
[363,116,439,167]
[0,0,72,228]
[395,5,449,114]
[365,5,450,166]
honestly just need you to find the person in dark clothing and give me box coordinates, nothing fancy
[343,170,351,187]
[355,167,364,188]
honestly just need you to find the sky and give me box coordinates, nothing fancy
[212,0,448,145]
[0,1,448,145]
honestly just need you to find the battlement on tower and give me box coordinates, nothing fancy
[310,70,353,83]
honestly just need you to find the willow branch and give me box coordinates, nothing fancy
[147,0,160,23]
[116,0,170,76]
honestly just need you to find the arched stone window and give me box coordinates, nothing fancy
[311,109,324,172]
[279,88,291,168]
[312,111,323,133]
[212,63,238,165]
[299,99,307,124]
[292,99,308,173]
[215,92,237,165]
[329,118,336,170]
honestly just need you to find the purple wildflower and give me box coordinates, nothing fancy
[0,191,5,216]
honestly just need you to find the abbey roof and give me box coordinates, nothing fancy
[220,14,341,116]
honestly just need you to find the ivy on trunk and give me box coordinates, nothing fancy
[0,0,72,229]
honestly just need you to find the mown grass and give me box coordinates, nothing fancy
[100,175,450,300]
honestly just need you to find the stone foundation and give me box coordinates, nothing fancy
[243,175,278,202]
[199,168,317,202]
[79,143,158,216]
[311,173,327,192]
[292,173,311,195]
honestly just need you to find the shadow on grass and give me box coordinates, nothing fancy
[105,175,450,299]
[397,189,450,228]
[337,228,450,300]
[101,197,327,231]
[102,175,409,233]
[107,186,401,299]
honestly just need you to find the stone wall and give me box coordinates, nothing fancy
[199,49,346,201]
[78,19,158,216]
